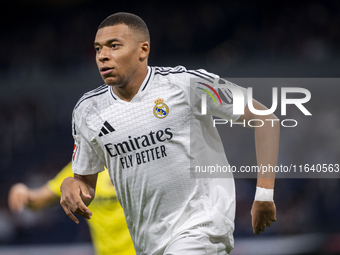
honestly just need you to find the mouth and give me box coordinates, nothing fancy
[100,66,113,75]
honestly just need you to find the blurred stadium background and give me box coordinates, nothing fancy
[1,0,340,254]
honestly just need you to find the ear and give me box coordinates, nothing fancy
[139,41,150,61]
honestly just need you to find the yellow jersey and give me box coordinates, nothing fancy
[47,162,135,255]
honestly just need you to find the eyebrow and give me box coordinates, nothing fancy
[94,38,121,46]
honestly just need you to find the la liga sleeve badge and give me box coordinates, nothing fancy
[72,142,79,161]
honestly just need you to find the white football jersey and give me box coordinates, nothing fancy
[72,66,248,254]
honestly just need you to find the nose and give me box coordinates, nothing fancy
[98,47,110,62]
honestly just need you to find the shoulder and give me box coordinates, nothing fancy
[152,65,219,85]
[72,84,109,121]
[150,66,220,97]
[74,84,109,111]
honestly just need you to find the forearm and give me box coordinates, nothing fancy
[62,174,97,206]
[254,118,280,189]
[8,183,59,212]
[27,185,59,210]
[73,175,96,206]
[60,174,97,224]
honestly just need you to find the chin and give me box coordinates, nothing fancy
[104,76,128,88]
[103,77,118,86]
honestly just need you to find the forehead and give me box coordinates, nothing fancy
[95,24,133,43]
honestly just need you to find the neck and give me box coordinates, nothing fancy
[112,65,148,102]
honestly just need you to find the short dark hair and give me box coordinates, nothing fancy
[98,12,150,43]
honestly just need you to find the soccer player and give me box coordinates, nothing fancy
[8,161,135,255]
[60,12,279,254]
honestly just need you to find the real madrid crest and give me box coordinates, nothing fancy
[153,98,169,118]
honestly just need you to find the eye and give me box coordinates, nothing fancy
[95,46,101,52]
[111,43,120,49]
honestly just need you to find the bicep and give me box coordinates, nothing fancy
[237,99,278,127]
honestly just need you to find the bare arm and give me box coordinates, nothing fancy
[60,173,98,224]
[238,99,279,234]
[8,183,59,212]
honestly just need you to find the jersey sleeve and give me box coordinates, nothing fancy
[72,108,105,175]
[47,162,73,197]
[188,69,248,121]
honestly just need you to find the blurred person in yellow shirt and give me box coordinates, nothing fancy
[8,161,135,255]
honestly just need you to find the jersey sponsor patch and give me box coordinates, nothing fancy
[103,127,173,169]
[153,98,169,118]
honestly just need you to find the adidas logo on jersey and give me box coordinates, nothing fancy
[98,121,115,137]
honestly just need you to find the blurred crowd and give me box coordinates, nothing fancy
[2,1,340,73]
[1,0,340,247]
